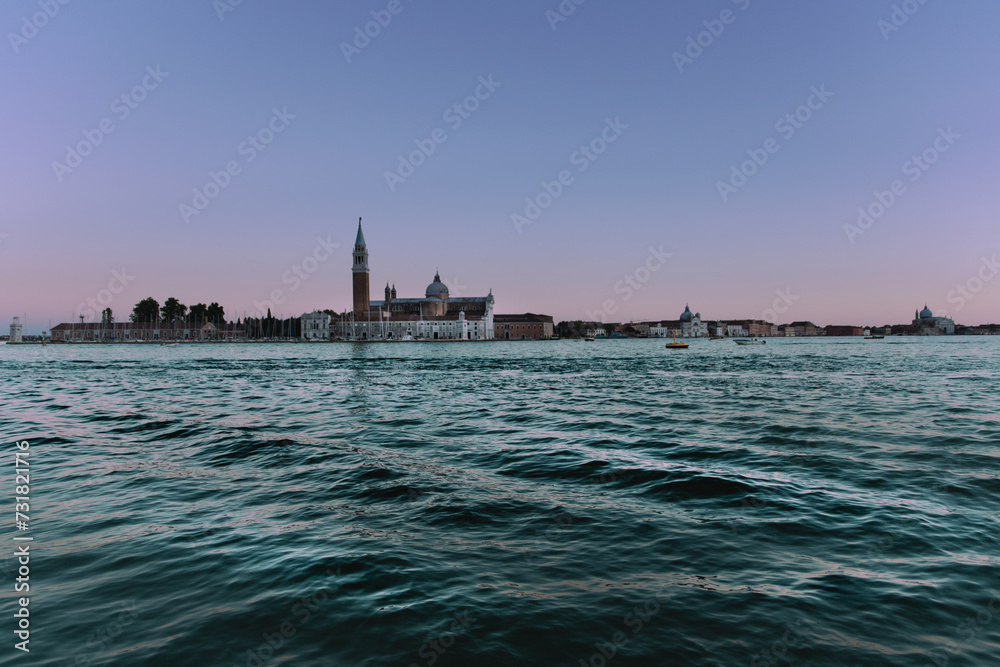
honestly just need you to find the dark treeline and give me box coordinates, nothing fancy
[124,298,302,338]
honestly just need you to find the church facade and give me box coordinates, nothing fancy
[912,305,955,335]
[333,219,495,341]
[650,305,708,338]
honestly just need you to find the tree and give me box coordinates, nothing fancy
[101,308,114,325]
[131,297,160,323]
[206,302,225,325]
[188,303,208,323]
[161,297,187,322]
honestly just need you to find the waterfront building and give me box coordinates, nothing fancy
[651,305,708,338]
[494,313,554,340]
[723,319,777,337]
[706,320,726,337]
[825,325,864,336]
[912,305,955,335]
[337,219,495,340]
[787,321,819,336]
[50,321,244,342]
[9,317,22,343]
[301,311,331,340]
[650,323,683,338]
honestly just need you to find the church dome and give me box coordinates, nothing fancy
[919,305,933,319]
[426,271,449,299]
[679,304,693,322]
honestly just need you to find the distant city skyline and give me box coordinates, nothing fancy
[2,1,999,333]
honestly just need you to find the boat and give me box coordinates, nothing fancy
[864,335,884,340]
[161,342,179,347]
[665,333,688,350]
[584,336,595,341]
[734,338,765,346]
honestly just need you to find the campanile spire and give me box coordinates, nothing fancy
[352,217,370,315]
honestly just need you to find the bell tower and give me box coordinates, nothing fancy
[352,217,370,316]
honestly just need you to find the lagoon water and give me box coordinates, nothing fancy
[1,338,999,666]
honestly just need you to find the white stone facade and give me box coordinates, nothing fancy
[301,311,331,340]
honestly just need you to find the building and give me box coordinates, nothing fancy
[494,313,554,340]
[723,319,776,337]
[966,323,1000,335]
[825,325,864,336]
[584,323,612,338]
[50,321,245,342]
[652,305,708,338]
[301,311,331,340]
[786,321,819,336]
[912,305,955,335]
[8,317,22,343]
[337,219,495,340]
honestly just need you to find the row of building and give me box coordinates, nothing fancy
[47,320,245,342]
[28,221,555,343]
[574,304,980,338]
[6,219,992,343]
[32,312,555,344]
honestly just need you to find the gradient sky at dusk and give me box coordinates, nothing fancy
[2,0,999,333]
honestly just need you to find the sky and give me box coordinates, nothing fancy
[2,0,999,333]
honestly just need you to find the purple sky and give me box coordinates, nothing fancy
[2,1,999,333]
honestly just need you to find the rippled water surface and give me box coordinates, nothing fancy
[2,338,999,666]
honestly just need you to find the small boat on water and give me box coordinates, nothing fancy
[161,342,179,347]
[734,338,765,346]
[864,335,884,340]
[665,333,688,350]
[584,336,595,341]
